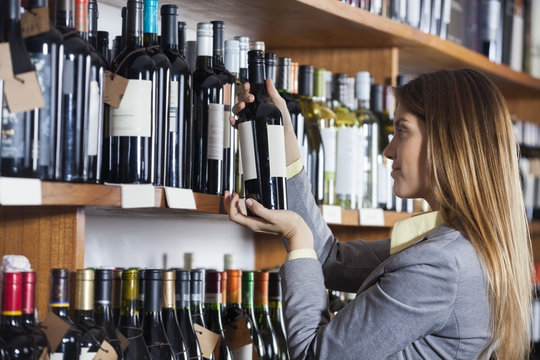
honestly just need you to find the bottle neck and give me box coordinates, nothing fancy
[248,61,265,86]
[143,0,158,41]
[126,1,144,47]
[75,309,95,323]
[51,305,70,319]
[88,0,98,41]
[119,299,140,327]
[143,279,162,313]
[4,0,23,37]
[196,55,213,70]
[74,0,89,40]
[27,0,48,9]
[177,25,186,57]
[357,98,370,111]
[176,279,190,309]
[161,14,178,51]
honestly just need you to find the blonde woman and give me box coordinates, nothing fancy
[225,68,532,359]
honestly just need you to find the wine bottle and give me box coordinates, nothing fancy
[333,73,362,209]
[73,269,111,359]
[265,53,277,83]
[190,269,207,329]
[174,269,203,360]
[355,72,378,209]
[192,22,223,194]
[162,270,189,360]
[24,0,64,181]
[220,270,228,314]
[237,49,287,211]
[481,0,502,62]
[254,271,280,360]
[161,5,191,189]
[268,272,289,360]
[108,0,156,184]
[111,268,122,328]
[242,270,266,359]
[177,21,187,59]
[97,31,111,63]
[94,269,124,359]
[1,0,38,178]
[380,84,395,211]
[21,271,49,357]
[143,0,171,187]
[54,0,91,182]
[0,272,36,359]
[141,269,175,359]
[48,269,81,358]
[234,36,249,83]
[118,269,152,360]
[75,0,105,183]
[298,64,325,205]
[224,39,240,194]
[204,271,233,360]
[139,269,146,316]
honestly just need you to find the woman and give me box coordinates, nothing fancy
[225,68,532,359]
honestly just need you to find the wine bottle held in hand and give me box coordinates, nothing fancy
[237,49,287,213]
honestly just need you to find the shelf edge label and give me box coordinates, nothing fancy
[120,184,155,208]
[0,177,42,205]
[322,205,342,224]
[164,187,196,209]
[359,208,385,227]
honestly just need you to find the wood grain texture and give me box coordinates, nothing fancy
[0,206,85,318]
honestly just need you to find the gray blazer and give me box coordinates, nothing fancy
[279,171,493,359]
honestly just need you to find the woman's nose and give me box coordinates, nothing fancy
[383,137,395,160]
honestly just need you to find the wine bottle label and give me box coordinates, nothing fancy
[207,103,225,161]
[267,124,286,178]
[223,111,231,150]
[169,80,179,132]
[238,121,257,181]
[320,127,337,176]
[63,59,75,95]
[205,292,221,304]
[191,293,201,302]
[87,80,100,156]
[29,52,53,167]
[79,346,96,360]
[1,104,25,159]
[50,353,65,360]
[110,79,152,137]
[336,126,361,196]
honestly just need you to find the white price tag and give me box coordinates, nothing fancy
[322,205,342,224]
[120,184,155,208]
[0,177,42,205]
[164,187,196,209]
[358,208,385,227]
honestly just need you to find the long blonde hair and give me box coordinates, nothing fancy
[395,69,533,359]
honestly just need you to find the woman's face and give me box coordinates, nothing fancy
[383,104,435,208]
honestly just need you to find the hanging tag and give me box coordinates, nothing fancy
[358,208,385,226]
[0,177,42,205]
[21,7,50,38]
[104,70,129,108]
[93,340,118,360]
[164,187,196,209]
[223,318,252,351]
[39,348,50,360]
[4,71,45,112]
[120,184,155,208]
[42,312,70,353]
[321,205,342,224]
[194,323,221,359]
[0,43,14,80]
[116,330,129,352]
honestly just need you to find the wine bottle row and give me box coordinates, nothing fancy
[516,120,540,221]
[0,264,289,360]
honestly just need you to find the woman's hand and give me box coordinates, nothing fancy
[230,79,301,167]
[224,191,314,251]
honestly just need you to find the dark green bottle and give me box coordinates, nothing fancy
[242,271,266,359]
[254,271,280,360]
[174,269,203,360]
[204,271,233,360]
[162,270,189,360]
[269,272,289,360]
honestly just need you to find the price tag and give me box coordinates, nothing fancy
[358,208,385,227]
[223,319,252,350]
[41,312,70,353]
[21,7,50,38]
[4,71,45,113]
[94,340,118,360]
[39,348,49,360]
[194,323,221,359]
[0,43,14,80]
[120,184,155,208]
[116,330,129,352]
[164,187,196,209]
[104,71,129,108]
[0,177,42,205]
[321,205,342,224]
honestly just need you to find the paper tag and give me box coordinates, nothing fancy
[224,319,253,351]
[531,159,540,176]
[194,323,221,359]
[21,7,50,38]
[164,187,196,209]
[0,43,14,80]
[42,312,70,353]
[358,208,385,226]
[116,330,129,352]
[93,340,117,360]
[104,71,129,108]
[120,184,155,208]
[39,348,50,360]
[321,205,342,224]
[0,177,42,205]
[4,71,45,113]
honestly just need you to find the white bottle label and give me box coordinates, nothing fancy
[87,80,100,156]
[110,79,152,137]
[169,80,179,132]
[336,126,360,197]
[223,112,231,150]
[207,103,224,161]
[50,354,65,360]
[205,293,221,304]
[79,347,95,360]
[267,124,286,178]
[238,121,257,181]
[320,127,337,174]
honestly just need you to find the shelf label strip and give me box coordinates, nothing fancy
[322,205,342,224]
[119,184,155,208]
[0,177,42,205]
[359,208,385,227]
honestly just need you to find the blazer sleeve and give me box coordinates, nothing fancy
[286,171,391,292]
[279,245,460,360]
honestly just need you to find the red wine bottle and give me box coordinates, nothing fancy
[21,271,50,357]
